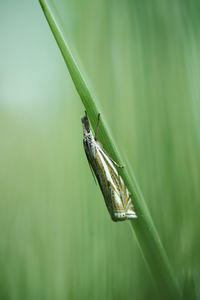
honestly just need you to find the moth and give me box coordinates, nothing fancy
[81,112,137,221]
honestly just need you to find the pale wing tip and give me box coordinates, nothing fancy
[127,214,138,219]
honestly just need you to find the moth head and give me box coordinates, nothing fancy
[81,112,91,134]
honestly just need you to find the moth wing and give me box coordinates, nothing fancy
[96,148,124,209]
[83,141,97,184]
[97,147,137,219]
[87,159,97,184]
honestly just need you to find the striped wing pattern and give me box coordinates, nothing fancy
[82,112,137,222]
[84,139,137,221]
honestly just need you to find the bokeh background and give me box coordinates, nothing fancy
[1,0,200,299]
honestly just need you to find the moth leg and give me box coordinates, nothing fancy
[95,112,124,168]
[95,113,101,139]
[109,157,125,168]
[104,151,125,168]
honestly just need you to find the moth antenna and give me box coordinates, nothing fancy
[95,113,101,139]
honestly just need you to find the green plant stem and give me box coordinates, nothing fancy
[38,1,182,299]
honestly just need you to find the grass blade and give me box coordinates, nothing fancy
[38,1,182,299]
[183,270,197,300]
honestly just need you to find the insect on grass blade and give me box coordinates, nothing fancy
[81,112,137,221]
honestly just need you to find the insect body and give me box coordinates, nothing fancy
[81,112,137,221]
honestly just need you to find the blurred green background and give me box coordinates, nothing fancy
[1,0,200,299]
